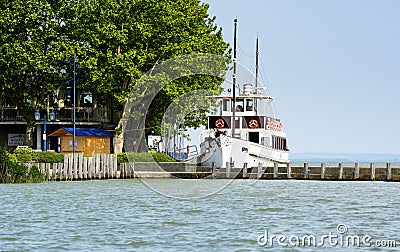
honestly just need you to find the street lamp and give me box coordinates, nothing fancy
[34,110,55,152]
[49,110,55,121]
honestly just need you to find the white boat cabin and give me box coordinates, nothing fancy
[203,84,288,152]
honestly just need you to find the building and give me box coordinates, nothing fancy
[48,127,113,154]
[0,89,117,152]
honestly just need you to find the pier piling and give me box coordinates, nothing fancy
[354,163,360,179]
[371,163,376,180]
[304,163,309,179]
[273,163,278,178]
[243,163,248,178]
[321,163,326,179]
[338,163,343,180]
[21,155,400,182]
[287,163,292,179]
[387,163,392,181]
[257,163,262,179]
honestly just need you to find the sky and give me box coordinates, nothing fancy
[199,0,400,154]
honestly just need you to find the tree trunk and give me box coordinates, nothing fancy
[122,111,148,153]
[25,120,35,148]
[114,120,123,154]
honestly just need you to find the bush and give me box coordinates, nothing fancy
[13,148,37,162]
[117,151,176,163]
[0,147,45,183]
[149,151,176,162]
[13,148,64,163]
[35,152,64,163]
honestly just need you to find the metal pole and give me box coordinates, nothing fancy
[173,123,176,159]
[232,18,237,138]
[255,37,259,90]
[255,37,259,114]
[43,115,47,152]
[73,48,77,155]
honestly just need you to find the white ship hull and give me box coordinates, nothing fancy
[200,134,289,168]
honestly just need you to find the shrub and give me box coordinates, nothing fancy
[35,152,64,163]
[149,151,176,162]
[13,148,64,163]
[13,148,37,162]
[117,151,176,163]
[0,147,45,183]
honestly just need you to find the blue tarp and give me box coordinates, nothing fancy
[62,127,113,137]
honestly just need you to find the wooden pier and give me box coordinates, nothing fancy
[24,155,400,181]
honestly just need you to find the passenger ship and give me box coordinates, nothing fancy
[199,19,290,169]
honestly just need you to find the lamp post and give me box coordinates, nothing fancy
[34,110,55,152]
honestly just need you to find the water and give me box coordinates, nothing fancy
[0,179,399,251]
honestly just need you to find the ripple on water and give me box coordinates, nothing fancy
[258,207,285,212]
[314,198,334,204]
[183,209,204,214]
[163,221,189,226]
[0,180,399,251]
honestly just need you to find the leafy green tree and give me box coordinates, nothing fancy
[0,1,71,146]
[65,0,229,152]
[0,0,229,152]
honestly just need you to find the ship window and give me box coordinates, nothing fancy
[249,132,259,144]
[235,99,244,112]
[246,99,253,111]
[222,99,230,111]
[261,137,270,147]
[271,136,287,150]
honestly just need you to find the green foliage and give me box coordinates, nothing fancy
[0,0,229,148]
[0,147,7,177]
[13,148,37,162]
[117,151,176,163]
[35,152,64,163]
[13,148,64,163]
[149,151,176,162]
[0,147,45,183]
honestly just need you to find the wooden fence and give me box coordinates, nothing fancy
[25,154,121,181]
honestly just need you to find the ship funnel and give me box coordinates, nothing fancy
[243,84,253,95]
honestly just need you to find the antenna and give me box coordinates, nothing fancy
[255,36,259,114]
[255,36,259,89]
[232,18,237,138]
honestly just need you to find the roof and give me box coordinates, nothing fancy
[48,127,113,137]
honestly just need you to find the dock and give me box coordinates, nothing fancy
[23,154,400,181]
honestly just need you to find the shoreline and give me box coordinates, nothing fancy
[22,158,400,182]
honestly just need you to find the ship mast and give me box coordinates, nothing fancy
[232,18,237,138]
[255,36,259,89]
[255,36,259,115]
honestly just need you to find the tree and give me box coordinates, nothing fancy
[0,1,71,146]
[65,0,229,152]
[0,0,229,152]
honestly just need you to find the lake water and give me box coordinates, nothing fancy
[0,179,399,251]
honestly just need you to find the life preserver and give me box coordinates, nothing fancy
[249,119,259,129]
[215,119,225,129]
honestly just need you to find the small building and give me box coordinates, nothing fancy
[48,127,113,154]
